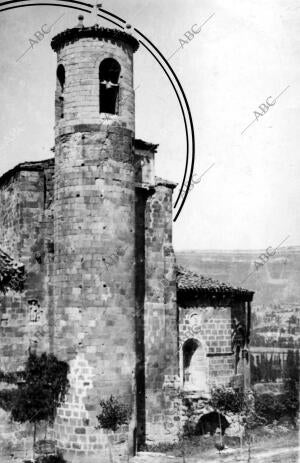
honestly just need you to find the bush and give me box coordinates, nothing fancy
[96,395,130,431]
[254,393,284,422]
[254,391,298,424]
[0,370,24,384]
[253,349,299,424]
[11,353,70,425]
[0,388,19,412]
[36,453,67,463]
[209,386,245,414]
[282,393,299,423]
[140,442,178,453]
[183,419,196,437]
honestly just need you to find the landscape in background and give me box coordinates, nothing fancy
[177,246,300,388]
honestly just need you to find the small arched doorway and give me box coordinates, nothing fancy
[195,412,229,436]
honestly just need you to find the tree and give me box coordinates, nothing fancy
[260,354,268,382]
[282,350,299,425]
[250,355,261,384]
[11,353,69,454]
[284,350,299,384]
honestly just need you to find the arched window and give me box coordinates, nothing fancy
[182,338,208,392]
[57,64,65,92]
[56,64,65,119]
[99,58,121,114]
[183,339,199,384]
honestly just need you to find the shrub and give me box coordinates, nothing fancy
[96,395,130,431]
[11,353,69,426]
[0,388,19,411]
[36,453,67,463]
[209,386,245,414]
[254,393,283,422]
[250,350,299,425]
[183,419,196,437]
[10,353,69,454]
[253,391,298,424]
[141,441,178,453]
[283,350,299,422]
[0,370,24,384]
[282,393,299,424]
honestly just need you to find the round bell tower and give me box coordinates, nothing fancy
[51,16,139,461]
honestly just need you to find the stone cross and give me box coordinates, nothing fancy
[92,0,102,26]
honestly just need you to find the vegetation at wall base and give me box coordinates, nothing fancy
[96,395,130,431]
[209,386,245,414]
[10,352,69,426]
[252,349,299,424]
[0,388,19,412]
[4,352,70,454]
[0,370,25,384]
[0,370,24,412]
[35,453,67,463]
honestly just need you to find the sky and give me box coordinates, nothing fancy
[0,0,299,251]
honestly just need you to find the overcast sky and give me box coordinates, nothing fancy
[0,0,299,251]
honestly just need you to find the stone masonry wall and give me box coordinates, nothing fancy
[144,180,181,445]
[0,172,22,260]
[0,163,54,369]
[0,161,55,459]
[179,306,234,390]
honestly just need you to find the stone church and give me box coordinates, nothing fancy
[0,17,254,463]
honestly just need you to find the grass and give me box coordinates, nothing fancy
[142,423,299,459]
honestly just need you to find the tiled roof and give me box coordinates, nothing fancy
[176,266,254,300]
[0,248,25,293]
[155,176,178,189]
[134,139,159,153]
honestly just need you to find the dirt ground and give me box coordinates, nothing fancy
[132,427,299,463]
[0,427,298,462]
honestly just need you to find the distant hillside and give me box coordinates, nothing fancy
[176,246,300,348]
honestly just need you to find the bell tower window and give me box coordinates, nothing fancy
[99,58,121,115]
[183,339,199,384]
[57,64,65,119]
